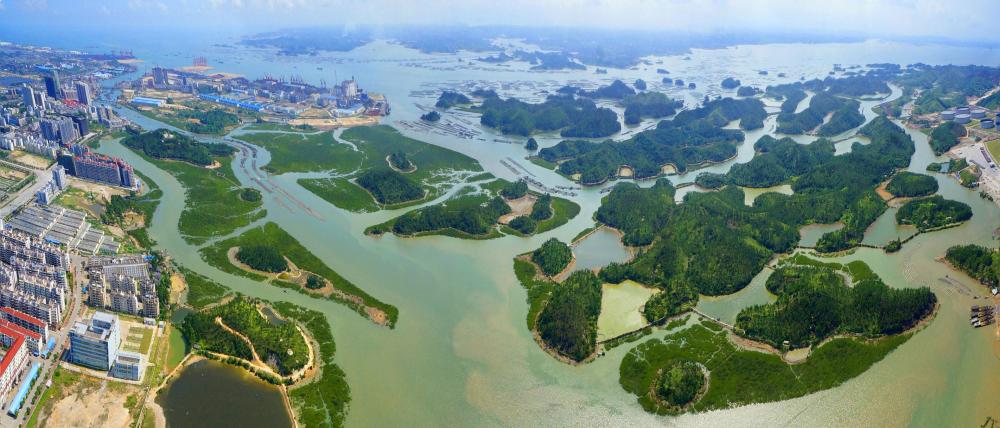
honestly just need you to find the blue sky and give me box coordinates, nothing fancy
[0,0,995,43]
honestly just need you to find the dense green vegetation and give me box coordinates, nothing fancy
[539,97,764,183]
[122,129,235,166]
[736,86,761,97]
[735,263,936,349]
[525,137,538,151]
[536,270,602,361]
[237,131,358,174]
[181,308,253,359]
[355,168,424,205]
[475,94,621,137]
[420,111,441,122]
[895,196,972,230]
[213,296,310,375]
[897,65,1000,114]
[531,238,572,276]
[368,179,579,239]
[201,222,398,327]
[928,121,966,155]
[178,266,231,309]
[776,92,861,135]
[767,85,808,114]
[435,91,472,108]
[176,108,240,134]
[885,171,938,197]
[387,193,510,237]
[236,245,288,273]
[500,179,528,199]
[388,151,413,171]
[726,135,834,188]
[944,244,998,286]
[622,92,682,125]
[654,361,705,408]
[513,258,558,331]
[271,301,350,427]
[239,187,262,202]
[530,194,553,221]
[577,80,636,99]
[508,216,538,234]
[595,181,794,302]
[619,322,911,414]
[634,79,647,91]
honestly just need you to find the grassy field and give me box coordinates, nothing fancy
[618,322,910,415]
[134,152,265,245]
[297,177,380,213]
[513,257,556,331]
[179,266,231,309]
[237,131,362,174]
[25,368,94,428]
[239,125,484,213]
[165,326,188,373]
[124,326,154,354]
[987,139,1000,164]
[200,222,398,327]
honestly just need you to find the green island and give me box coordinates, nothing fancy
[367,179,580,239]
[894,195,972,231]
[536,270,603,362]
[234,125,482,213]
[618,322,912,415]
[622,92,683,125]
[735,258,936,349]
[885,171,938,198]
[736,86,761,97]
[121,130,266,244]
[123,128,237,166]
[420,110,442,122]
[538,97,765,184]
[200,221,399,327]
[472,93,621,138]
[928,121,966,155]
[944,244,998,287]
[776,92,863,136]
[435,90,472,108]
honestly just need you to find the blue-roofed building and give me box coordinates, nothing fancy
[130,97,165,107]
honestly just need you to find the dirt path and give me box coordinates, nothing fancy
[498,194,537,224]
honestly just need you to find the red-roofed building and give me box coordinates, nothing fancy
[0,307,47,344]
[0,319,41,356]
[0,323,27,402]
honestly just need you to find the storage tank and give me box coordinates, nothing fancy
[956,106,971,114]
[971,108,987,119]
[940,110,956,120]
[982,119,995,129]
[954,113,971,124]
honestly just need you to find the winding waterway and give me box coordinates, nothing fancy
[17,29,1000,426]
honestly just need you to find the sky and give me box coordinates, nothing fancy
[0,0,994,43]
